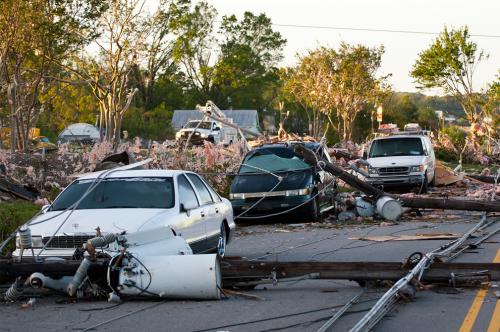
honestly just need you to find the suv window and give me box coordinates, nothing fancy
[178,175,199,207]
[186,174,213,205]
[369,137,424,158]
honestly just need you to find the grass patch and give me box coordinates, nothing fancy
[440,161,498,174]
[0,200,40,253]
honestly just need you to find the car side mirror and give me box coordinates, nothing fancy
[362,151,367,160]
[41,204,50,213]
[214,127,220,131]
[180,201,198,216]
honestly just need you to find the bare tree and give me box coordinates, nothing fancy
[56,0,150,148]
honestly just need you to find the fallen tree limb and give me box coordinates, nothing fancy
[466,174,498,184]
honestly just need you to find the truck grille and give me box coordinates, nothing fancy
[378,167,409,175]
[42,235,94,248]
[181,131,200,138]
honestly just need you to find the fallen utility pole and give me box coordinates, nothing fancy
[220,260,500,284]
[294,144,384,198]
[2,258,499,283]
[398,196,500,213]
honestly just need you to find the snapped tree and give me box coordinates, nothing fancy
[411,26,486,126]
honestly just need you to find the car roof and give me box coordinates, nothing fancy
[256,141,321,150]
[76,169,194,180]
[373,135,425,141]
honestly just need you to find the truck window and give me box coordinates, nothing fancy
[369,138,424,158]
[185,121,212,130]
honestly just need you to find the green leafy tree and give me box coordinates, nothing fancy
[411,26,486,125]
[169,1,285,108]
[417,106,440,130]
[383,95,418,129]
[285,44,388,141]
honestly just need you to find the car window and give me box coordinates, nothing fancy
[51,177,174,210]
[178,175,199,207]
[369,138,424,158]
[239,147,310,173]
[204,180,222,202]
[186,174,213,205]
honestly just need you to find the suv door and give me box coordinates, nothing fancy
[186,173,220,251]
[176,174,206,253]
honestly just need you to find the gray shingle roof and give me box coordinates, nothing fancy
[172,110,261,132]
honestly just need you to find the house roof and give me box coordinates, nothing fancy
[172,110,260,130]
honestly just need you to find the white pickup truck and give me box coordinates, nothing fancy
[175,120,238,146]
[363,133,436,193]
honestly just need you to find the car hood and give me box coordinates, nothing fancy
[367,155,426,168]
[230,169,313,194]
[28,208,177,237]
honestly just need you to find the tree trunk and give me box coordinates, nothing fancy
[7,83,16,153]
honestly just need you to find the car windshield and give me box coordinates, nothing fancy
[50,177,174,210]
[185,121,211,129]
[369,137,424,158]
[239,147,310,173]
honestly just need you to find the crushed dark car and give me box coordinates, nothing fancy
[229,142,336,221]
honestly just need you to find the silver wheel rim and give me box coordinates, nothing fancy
[217,225,226,257]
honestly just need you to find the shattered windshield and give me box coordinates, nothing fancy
[185,121,212,129]
[239,147,310,173]
[50,177,174,210]
[369,137,424,158]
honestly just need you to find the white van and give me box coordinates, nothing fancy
[363,133,436,193]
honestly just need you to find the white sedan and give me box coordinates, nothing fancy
[13,170,235,259]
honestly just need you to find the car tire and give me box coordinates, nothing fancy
[419,173,428,194]
[303,196,320,222]
[217,223,227,258]
[429,170,436,187]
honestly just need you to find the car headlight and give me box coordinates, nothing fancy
[200,133,207,138]
[229,193,245,200]
[368,167,378,174]
[15,236,43,248]
[175,132,181,139]
[410,165,425,173]
[285,188,311,196]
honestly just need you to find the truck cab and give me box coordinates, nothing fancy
[363,131,436,193]
[176,120,237,145]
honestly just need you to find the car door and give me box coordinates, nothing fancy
[186,173,220,251]
[423,137,435,180]
[175,174,206,253]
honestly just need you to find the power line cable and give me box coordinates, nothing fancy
[270,23,500,39]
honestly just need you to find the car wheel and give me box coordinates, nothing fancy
[217,223,227,258]
[419,173,428,194]
[303,196,320,222]
[429,170,436,187]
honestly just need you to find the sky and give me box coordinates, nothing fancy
[204,0,500,94]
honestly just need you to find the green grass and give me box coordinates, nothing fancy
[0,200,40,253]
[440,161,498,174]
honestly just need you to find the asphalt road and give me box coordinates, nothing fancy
[1,211,499,332]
